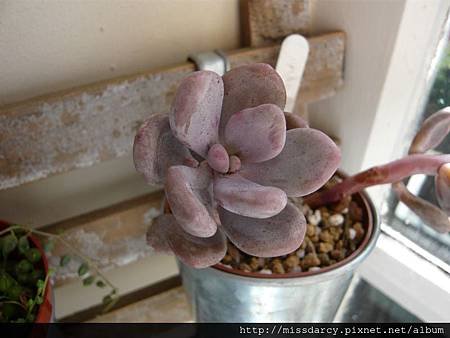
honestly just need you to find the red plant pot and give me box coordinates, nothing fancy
[0,220,53,323]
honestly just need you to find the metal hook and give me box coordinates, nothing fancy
[188,49,230,76]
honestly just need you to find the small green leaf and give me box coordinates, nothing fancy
[2,234,18,258]
[96,280,106,288]
[82,275,95,286]
[16,259,33,273]
[35,296,43,305]
[102,295,113,305]
[24,248,41,263]
[36,279,45,291]
[78,263,89,276]
[0,273,13,292]
[59,255,71,267]
[18,236,30,254]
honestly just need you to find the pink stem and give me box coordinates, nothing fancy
[304,154,450,208]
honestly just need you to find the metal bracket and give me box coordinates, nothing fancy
[188,49,230,75]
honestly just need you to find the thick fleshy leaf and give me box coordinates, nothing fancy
[207,144,229,173]
[229,155,241,173]
[393,182,450,233]
[165,164,218,237]
[240,128,341,197]
[134,114,196,185]
[284,111,309,129]
[220,63,286,137]
[435,163,450,215]
[148,214,227,268]
[213,174,287,218]
[409,107,450,154]
[146,214,173,253]
[224,104,286,163]
[219,202,306,257]
[170,71,224,157]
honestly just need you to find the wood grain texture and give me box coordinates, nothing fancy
[241,0,310,47]
[88,287,192,323]
[43,191,164,286]
[0,32,344,190]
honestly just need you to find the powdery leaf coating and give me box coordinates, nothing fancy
[435,163,450,215]
[170,71,224,157]
[165,164,218,237]
[133,114,196,185]
[409,107,450,154]
[224,104,286,163]
[150,214,227,268]
[284,111,309,130]
[240,128,341,197]
[207,143,229,174]
[393,182,450,233]
[220,63,286,137]
[213,174,287,218]
[219,202,306,257]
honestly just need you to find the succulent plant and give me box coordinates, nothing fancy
[134,63,341,268]
[306,107,450,234]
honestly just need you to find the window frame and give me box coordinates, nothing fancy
[311,0,450,322]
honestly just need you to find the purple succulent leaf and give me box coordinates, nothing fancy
[228,155,241,173]
[393,181,450,233]
[435,163,450,215]
[409,107,450,154]
[219,202,306,257]
[220,63,286,138]
[165,164,218,237]
[240,128,341,197]
[150,214,227,268]
[224,104,286,163]
[284,111,309,129]
[133,114,197,185]
[207,143,229,174]
[146,214,172,253]
[213,174,287,218]
[170,71,224,158]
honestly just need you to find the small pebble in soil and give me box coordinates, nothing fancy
[219,177,366,275]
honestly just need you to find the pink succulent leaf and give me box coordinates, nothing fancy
[170,70,224,158]
[284,111,309,130]
[150,214,227,268]
[146,214,172,253]
[240,128,341,197]
[133,114,197,185]
[213,174,287,219]
[393,182,450,233]
[224,104,286,163]
[207,143,229,173]
[219,202,306,257]
[228,155,241,173]
[220,63,286,137]
[165,164,218,237]
[409,107,450,154]
[435,163,450,215]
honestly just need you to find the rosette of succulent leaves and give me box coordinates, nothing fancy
[134,63,450,268]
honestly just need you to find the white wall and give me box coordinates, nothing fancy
[0,0,240,226]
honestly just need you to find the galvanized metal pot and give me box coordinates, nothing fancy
[179,188,380,323]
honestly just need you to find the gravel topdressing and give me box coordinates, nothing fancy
[218,177,367,275]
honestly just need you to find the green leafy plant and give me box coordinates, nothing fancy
[0,225,118,322]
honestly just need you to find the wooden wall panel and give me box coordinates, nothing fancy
[241,0,310,47]
[0,32,344,190]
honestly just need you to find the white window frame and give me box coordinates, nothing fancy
[310,0,450,322]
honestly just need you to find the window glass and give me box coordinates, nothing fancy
[383,36,450,267]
